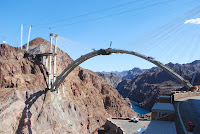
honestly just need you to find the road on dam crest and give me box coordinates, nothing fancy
[176,96,200,134]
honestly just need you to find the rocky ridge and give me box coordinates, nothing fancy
[121,67,147,80]
[0,37,136,134]
[96,67,146,89]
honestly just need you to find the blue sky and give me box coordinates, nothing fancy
[1,0,200,72]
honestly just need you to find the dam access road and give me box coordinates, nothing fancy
[175,96,200,134]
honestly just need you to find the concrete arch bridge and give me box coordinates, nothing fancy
[51,48,192,91]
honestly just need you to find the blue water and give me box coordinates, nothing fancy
[131,102,150,116]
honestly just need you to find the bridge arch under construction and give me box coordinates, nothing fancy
[51,48,192,91]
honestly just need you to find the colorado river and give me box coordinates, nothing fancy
[131,101,150,116]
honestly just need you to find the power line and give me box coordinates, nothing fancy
[31,0,177,32]
[51,0,176,29]
[33,0,147,27]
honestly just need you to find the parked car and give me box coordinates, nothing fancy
[130,117,139,123]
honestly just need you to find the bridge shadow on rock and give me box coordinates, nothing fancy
[16,88,49,134]
[39,63,49,88]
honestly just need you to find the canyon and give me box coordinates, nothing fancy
[98,61,200,110]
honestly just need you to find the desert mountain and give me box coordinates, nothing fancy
[117,61,200,109]
[121,67,147,80]
[0,37,136,133]
[96,67,146,88]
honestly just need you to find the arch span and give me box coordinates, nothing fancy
[51,48,192,91]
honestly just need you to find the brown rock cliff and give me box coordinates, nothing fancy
[0,38,136,134]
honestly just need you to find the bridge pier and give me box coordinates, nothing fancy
[45,56,48,69]
[48,33,54,89]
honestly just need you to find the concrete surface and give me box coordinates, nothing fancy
[144,120,176,134]
[108,118,150,134]
[151,103,175,113]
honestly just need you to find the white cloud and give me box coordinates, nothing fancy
[184,18,200,24]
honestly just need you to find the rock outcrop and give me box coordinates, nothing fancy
[0,38,136,134]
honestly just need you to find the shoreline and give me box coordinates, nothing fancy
[130,100,150,116]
